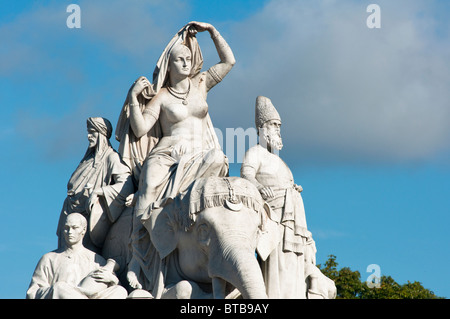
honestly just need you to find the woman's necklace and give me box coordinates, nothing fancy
[167,79,190,105]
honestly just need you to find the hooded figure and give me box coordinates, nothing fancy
[56,117,134,253]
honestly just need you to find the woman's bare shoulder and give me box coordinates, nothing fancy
[191,71,208,86]
[145,88,168,107]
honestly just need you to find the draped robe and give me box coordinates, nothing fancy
[114,25,229,295]
[56,133,134,252]
[241,144,316,298]
[26,247,127,299]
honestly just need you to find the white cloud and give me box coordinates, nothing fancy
[3,0,450,166]
[78,0,189,63]
[0,0,188,78]
[206,0,450,165]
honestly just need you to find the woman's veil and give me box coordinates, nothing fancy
[115,23,220,184]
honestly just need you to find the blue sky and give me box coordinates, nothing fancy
[1,0,449,299]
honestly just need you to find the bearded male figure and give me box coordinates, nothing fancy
[241,96,336,299]
[56,117,134,254]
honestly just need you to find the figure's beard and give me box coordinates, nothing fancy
[263,131,283,151]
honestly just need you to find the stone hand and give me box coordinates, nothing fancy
[130,76,151,98]
[127,271,142,289]
[294,184,303,193]
[127,258,143,289]
[188,21,213,35]
[125,193,136,207]
[260,186,275,200]
[87,188,104,213]
[89,268,118,285]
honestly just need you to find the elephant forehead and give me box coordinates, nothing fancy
[187,177,265,216]
[198,207,261,237]
[190,176,262,199]
[166,177,266,232]
[200,206,254,220]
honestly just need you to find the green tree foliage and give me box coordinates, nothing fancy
[317,255,443,299]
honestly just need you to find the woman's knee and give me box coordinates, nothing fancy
[204,148,227,166]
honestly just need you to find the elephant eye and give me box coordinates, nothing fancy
[197,223,210,242]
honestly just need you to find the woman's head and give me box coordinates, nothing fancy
[151,24,203,91]
[168,44,192,80]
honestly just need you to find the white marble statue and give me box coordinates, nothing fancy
[56,117,134,254]
[241,96,336,299]
[137,176,269,299]
[115,21,235,293]
[27,213,128,299]
[27,20,337,300]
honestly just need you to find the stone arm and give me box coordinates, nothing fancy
[128,77,161,139]
[241,147,263,187]
[100,175,134,223]
[87,268,119,286]
[189,21,236,91]
[241,148,275,200]
[241,164,265,191]
[26,254,53,299]
[90,152,135,222]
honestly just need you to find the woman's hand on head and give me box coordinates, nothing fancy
[188,21,213,35]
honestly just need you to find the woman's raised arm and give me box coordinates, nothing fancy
[188,21,236,91]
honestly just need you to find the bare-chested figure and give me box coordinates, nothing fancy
[117,22,235,293]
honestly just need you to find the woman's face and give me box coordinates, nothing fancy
[169,45,192,78]
[87,128,99,148]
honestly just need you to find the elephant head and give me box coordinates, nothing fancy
[145,177,268,299]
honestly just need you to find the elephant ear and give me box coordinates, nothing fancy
[145,199,179,259]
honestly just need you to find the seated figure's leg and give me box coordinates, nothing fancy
[51,282,88,299]
[135,156,173,214]
[128,155,173,290]
[201,148,229,177]
[92,285,128,299]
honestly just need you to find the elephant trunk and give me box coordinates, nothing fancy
[231,253,267,299]
[210,246,267,299]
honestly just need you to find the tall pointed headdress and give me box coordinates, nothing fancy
[255,96,281,129]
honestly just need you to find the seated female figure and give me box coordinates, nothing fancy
[125,22,235,292]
